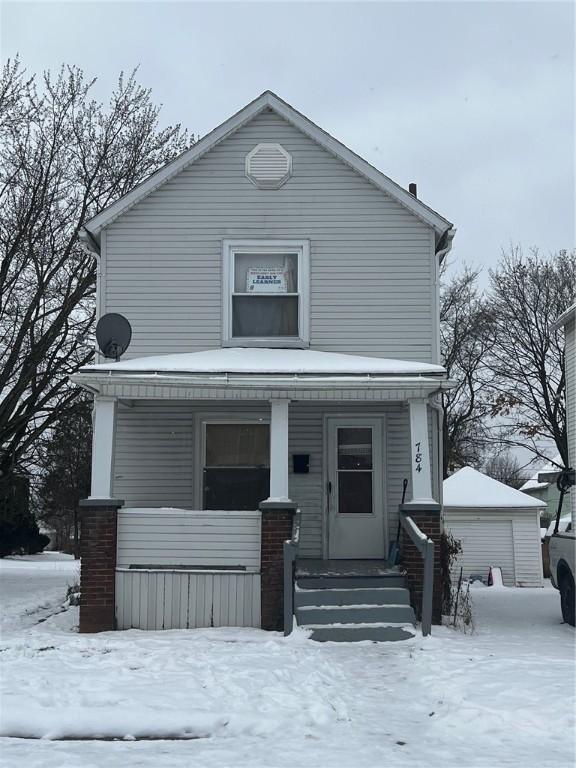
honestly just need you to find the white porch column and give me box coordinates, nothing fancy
[90,396,117,499]
[266,399,291,503]
[408,398,435,504]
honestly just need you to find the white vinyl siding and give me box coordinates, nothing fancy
[445,508,543,587]
[103,110,437,363]
[112,400,415,559]
[113,402,195,509]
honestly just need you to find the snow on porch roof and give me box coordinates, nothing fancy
[443,466,546,509]
[82,347,447,377]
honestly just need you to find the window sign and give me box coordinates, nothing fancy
[246,266,288,293]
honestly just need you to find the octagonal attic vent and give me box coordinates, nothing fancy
[245,143,292,189]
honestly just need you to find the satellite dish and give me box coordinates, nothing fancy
[96,313,132,361]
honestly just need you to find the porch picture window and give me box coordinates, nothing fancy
[223,241,309,345]
[206,423,269,467]
[203,423,270,511]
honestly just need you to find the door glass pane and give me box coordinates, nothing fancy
[338,473,373,515]
[337,428,373,469]
[205,424,269,467]
[336,426,374,515]
[232,295,299,337]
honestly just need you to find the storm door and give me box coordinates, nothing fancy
[327,418,385,558]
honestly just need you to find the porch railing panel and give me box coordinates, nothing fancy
[116,508,261,571]
[115,508,262,630]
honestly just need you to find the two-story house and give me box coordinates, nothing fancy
[74,92,455,641]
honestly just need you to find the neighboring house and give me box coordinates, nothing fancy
[554,304,576,529]
[520,453,562,528]
[443,466,544,587]
[547,303,576,624]
[72,91,455,640]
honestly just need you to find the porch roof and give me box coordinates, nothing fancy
[80,347,446,377]
[71,348,453,400]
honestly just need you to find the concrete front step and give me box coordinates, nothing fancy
[304,624,416,643]
[297,575,406,590]
[297,604,416,625]
[294,567,415,642]
[295,586,410,607]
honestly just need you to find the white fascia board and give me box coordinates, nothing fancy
[83,91,453,242]
[84,94,272,239]
[70,371,453,391]
[267,94,452,237]
[553,303,576,331]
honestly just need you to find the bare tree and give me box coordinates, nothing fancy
[0,59,190,476]
[483,451,525,489]
[440,265,493,477]
[487,246,575,467]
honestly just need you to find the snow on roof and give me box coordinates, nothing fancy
[443,466,546,508]
[81,348,446,377]
[520,454,562,492]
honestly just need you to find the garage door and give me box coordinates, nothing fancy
[447,519,515,586]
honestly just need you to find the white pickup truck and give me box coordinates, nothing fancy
[549,522,575,627]
[547,470,575,627]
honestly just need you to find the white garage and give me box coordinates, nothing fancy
[443,467,545,587]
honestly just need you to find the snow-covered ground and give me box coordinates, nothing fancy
[0,557,574,768]
[0,553,79,634]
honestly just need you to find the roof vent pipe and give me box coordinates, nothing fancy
[409,183,417,197]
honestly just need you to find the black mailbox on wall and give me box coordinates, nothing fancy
[292,454,310,474]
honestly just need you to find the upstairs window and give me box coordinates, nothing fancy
[223,240,309,346]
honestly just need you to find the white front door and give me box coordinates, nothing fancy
[327,418,385,559]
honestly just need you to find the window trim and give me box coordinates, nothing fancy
[194,415,271,510]
[222,239,310,347]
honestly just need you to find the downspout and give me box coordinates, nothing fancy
[434,227,456,479]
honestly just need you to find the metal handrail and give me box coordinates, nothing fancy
[283,510,302,636]
[399,512,434,637]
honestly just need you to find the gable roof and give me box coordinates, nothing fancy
[82,91,454,249]
[443,466,545,508]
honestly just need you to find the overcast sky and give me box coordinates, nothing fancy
[2,0,574,280]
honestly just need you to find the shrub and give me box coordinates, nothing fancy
[440,530,462,615]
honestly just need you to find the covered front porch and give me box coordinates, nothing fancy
[73,348,450,634]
